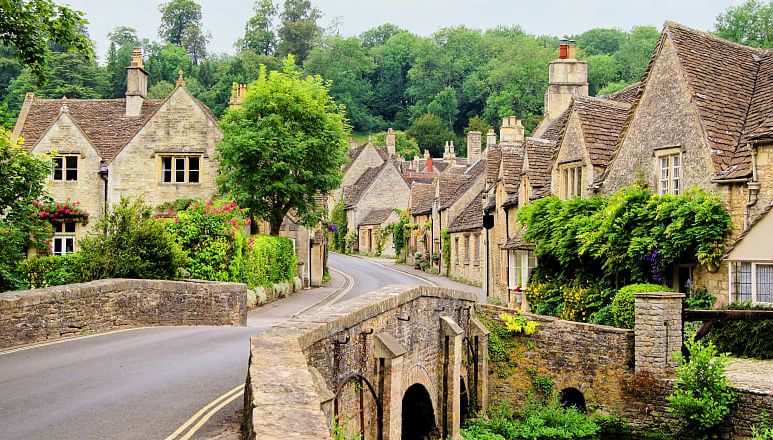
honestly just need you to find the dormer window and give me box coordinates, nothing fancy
[559,163,583,199]
[658,153,681,195]
[53,155,78,181]
[161,155,200,184]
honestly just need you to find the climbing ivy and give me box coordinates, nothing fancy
[441,227,450,276]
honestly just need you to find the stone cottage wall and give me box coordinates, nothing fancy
[0,278,246,349]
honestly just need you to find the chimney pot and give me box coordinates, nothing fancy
[568,39,577,59]
[559,38,569,59]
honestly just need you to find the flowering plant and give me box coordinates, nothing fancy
[36,200,89,224]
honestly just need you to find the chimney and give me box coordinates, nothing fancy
[568,39,577,59]
[348,137,357,150]
[427,157,433,173]
[229,83,248,109]
[559,38,569,59]
[486,128,496,148]
[500,116,524,144]
[125,48,148,117]
[467,131,482,164]
[424,149,430,159]
[386,127,396,156]
[544,38,588,120]
[443,140,456,159]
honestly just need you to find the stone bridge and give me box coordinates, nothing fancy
[243,285,488,440]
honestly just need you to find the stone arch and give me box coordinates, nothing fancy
[404,364,438,415]
[402,383,436,440]
[559,387,587,413]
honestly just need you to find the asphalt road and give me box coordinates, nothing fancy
[0,253,427,440]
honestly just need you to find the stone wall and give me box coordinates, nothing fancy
[478,304,635,413]
[0,278,246,349]
[244,285,487,440]
[449,231,483,286]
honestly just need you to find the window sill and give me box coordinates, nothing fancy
[159,182,202,186]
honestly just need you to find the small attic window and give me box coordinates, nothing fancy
[52,155,78,181]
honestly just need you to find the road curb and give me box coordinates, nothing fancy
[291,268,352,316]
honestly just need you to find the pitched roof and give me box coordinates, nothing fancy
[746,54,773,142]
[17,96,165,161]
[448,193,482,233]
[437,174,469,208]
[501,145,524,194]
[524,138,555,199]
[573,96,632,167]
[663,22,773,178]
[724,201,773,257]
[409,182,435,215]
[441,159,487,209]
[344,142,388,172]
[600,82,642,104]
[541,107,571,143]
[344,165,383,208]
[486,146,501,184]
[360,208,395,226]
[501,228,534,250]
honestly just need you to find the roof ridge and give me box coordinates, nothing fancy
[575,95,632,110]
[664,21,772,55]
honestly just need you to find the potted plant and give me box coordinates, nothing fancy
[419,260,430,271]
[414,252,423,269]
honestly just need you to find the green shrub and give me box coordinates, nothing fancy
[18,253,84,288]
[330,200,347,252]
[441,228,450,276]
[246,235,297,288]
[667,339,737,434]
[78,198,184,281]
[752,412,773,440]
[684,286,715,310]
[462,399,600,440]
[611,284,670,329]
[706,303,773,359]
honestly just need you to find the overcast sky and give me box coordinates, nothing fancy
[63,0,745,64]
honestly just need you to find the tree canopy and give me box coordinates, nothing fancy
[715,0,773,48]
[158,0,210,63]
[217,57,350,235]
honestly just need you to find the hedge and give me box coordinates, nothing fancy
[611,283,671,329]
[706,303,773,359]
[245,235,297,288]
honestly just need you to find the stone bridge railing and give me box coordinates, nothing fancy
[243,285,487,440]
[0,278,247,349]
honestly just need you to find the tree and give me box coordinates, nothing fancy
[0,0,93,82]
[715,0,773,48]
[105,27,140,98]
[217,57,350,235]
[465,115,492,136]
[407,113,453,157]
[613,26,659,84]
[158,0,210,64]
[360,23,404,49]
[145,43,193,86]
[575,28,628,55]
[586,53,618,95]
[0,128,51,291]
[426,86,458,128]
[304,36,377,131]
[276,0,322,63]
[238,0,278,55]
[372,130,420,159]
[107,26,139,48]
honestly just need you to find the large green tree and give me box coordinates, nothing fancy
[715,0,773,48]
[217,57,350,235]
[0,0,93,82]
[238,0,278,55]
[0,128,51,291]
[407,113,453,157]
[158,0,209,64]
[276,0,322,63]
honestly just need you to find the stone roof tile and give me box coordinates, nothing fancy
[409,182,435,215]
[449,193,483,233]
[360,208,395,226]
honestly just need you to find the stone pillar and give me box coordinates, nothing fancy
[634,292,685,377]
[374,333,406,440]
[440,316,463,440]
[467,131,482,165]
[469,318,489,413]
[486,129,496,149]
[386,127,396,157]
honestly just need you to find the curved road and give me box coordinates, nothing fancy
[0,253,427,440]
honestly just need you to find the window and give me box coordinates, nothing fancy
[730,261,773,304]
[52,156,78,181]
[161,155,201,184]
[454,237,460,265]
[52,222,76,256]
[658,153,681,195]
[473,234,481,265]
[560,165,583,199]
[508,250,536,289]
[464,234,470,264]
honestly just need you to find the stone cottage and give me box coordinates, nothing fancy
[13,49,221,252]
[600,22,773,302]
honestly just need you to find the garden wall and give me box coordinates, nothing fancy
[478,304,635,413]
[0,278,247,349]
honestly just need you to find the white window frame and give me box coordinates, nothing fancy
[161,155,201,184]
[52,222,76,256]
[657,152,681,195]
[52,155,78,182]
[729,260,773,305]
[508,250,536,290]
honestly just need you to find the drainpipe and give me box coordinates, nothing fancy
[744,143,760,230]
[98,161,109,216]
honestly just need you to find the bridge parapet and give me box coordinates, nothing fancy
[244,285,487,440]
